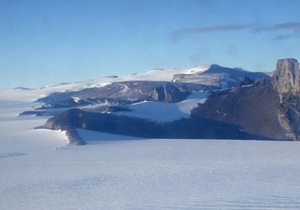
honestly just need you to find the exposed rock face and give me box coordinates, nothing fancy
[280,94,300,140]
[192,80,286,140]
[241,58,300,141]
[272,58,300,96]
[272,58,300,140]
[193,58,300,141]
[149,83,190,103]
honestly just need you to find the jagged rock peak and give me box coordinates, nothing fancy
[272,58,300,94]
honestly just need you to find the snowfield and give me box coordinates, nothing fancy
[1,84,300,209]
[113,91,209,122]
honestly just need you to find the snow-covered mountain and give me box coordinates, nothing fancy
[24,63,272,143]
[11,60,300,143]
[19,64,266,116]
[16,63,263,101]
[39,59,300,142]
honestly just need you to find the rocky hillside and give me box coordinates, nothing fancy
[192,79,285,139]
[273,58,300,140]
[193,58,300,140]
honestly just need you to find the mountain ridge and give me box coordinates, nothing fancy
[15,59,300,143]
[38,60,300,144]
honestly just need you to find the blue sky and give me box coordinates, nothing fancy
[1,0,300,88]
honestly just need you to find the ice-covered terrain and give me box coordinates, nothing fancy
[113,91,209,122]
[28,65,211,95]
[1,71,300,209]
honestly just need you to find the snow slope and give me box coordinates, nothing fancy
[120,65,210,82]
[113,91,209,122]
[0,65,210,99]
[1,77,300,209]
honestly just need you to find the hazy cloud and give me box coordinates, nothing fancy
[254,21,300,40]
[172,23,255,41]
[175,24,254,34]
[172,21,300,41]
[254,22,300,32]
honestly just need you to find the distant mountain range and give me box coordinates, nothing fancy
[21,59,300,144]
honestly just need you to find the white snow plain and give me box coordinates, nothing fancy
[1,86,300,209]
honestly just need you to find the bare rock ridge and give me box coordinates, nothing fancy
[193,58,300,141]
[272,58,300,97]
[272,58,300,140]
[149,83,190,103]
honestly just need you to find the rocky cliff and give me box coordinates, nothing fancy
[272,58,300,140]
[148,83,190,103]
[272,58,300,97]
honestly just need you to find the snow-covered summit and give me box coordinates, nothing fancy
[3,64,211,102]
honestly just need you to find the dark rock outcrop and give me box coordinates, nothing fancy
[272,58,300,140]
[149,83,191,103]
[272,58,300,96]
[45,108,266,140]
[192,80,286,140]
[193,58,300,140]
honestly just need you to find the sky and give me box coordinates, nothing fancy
[1,0,300,88]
